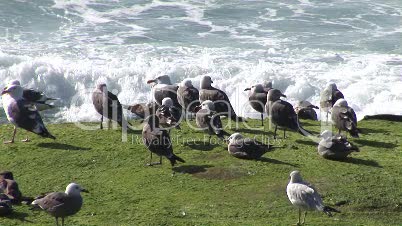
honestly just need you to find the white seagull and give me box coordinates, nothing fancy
[286,171,340,225]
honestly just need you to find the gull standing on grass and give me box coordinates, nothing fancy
[244,84,268,126]
[331,99,359,138]
[31,183,88,226]
[92,83,131,129]
[1,84,56,143]
[287,171,340,225]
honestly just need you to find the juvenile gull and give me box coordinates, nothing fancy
[226,133,273,160]
[156,97,182,130]
[265,89,310,139]
[199,76,243,122]
[177,78,200,119]
[126,102,158,119]
[244,84,267,126]
[31,183,88,226]
[294,100,319,121]
[331,99,359,138]
[0,171,22,204]
[92,83,130,129]
[318,130,359,160]
[287,171,340,225]
[142,115,185,166]
[1,84,56,143]
[147,75,180,108]
[196,100,229,144]
[3,80,58,111]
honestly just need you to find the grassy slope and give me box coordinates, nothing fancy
[0,118,401,226]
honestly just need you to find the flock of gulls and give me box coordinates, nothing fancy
[0,75,362,225]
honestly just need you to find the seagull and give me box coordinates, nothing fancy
[320,83,344,121]
[147,75,180,108]
[318,130,359,160]
[31,183,88,226]
[92,83,131,129]
[126,102,158,119]
[0,171,22,204]
[1,84,56,143]
[331,99,359,138]
[294,100,319,121]
[177,78,200,120]
[287,171,340,225]
[156,97,182,131]
[142,114,185,167]
[3,80,58,111]
[199,76,244,122]
[265,89,310,139]
[226,133,273,159]
[244,84,267,126]
[196,100,230,144]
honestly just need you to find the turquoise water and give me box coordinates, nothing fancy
[0,0,401,122]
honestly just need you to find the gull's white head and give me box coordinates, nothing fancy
[201,76,213,89]
[1,85,23,99]
[289,170,303,183]
[162,97,173,107]
[157,75,172,84]
[65,183,88,196]
[227,133,243,143]
[252,84,264,93]
[333,98,348,107]
[267,89,286,102]
[180,79,193,88]
[201,100,215,111]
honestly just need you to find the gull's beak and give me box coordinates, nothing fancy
[244,87,251,91]
[281,93,287,98]
[310,105,319,109]
[146,79,156,84]
[81,188,89,193]
[1,89,9,95]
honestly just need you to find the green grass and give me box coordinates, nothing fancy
[0,118,401,226]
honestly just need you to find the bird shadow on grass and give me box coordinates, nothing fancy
[234,128,269,135]
[332,157,382,168]
[298,120,319,126]
[4,211,32,223]
[173,165,213,174]
[359,127,389,134]
[295,139,319,146]
[37,142,91,151]
[257,157,299,167]
[184,141,217,151]
[353,139,397,149]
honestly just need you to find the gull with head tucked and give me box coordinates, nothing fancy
[331,98,359,138]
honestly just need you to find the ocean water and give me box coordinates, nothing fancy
[0,0,401,123]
